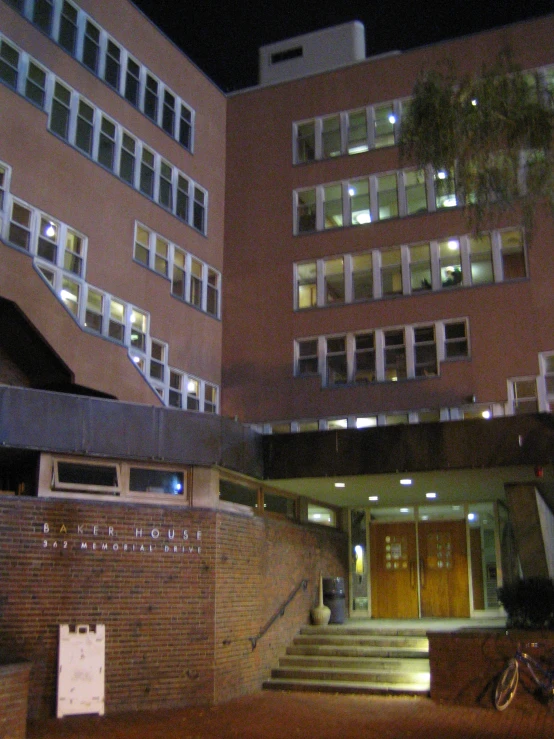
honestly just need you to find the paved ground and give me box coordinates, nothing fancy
[27,690,554,739]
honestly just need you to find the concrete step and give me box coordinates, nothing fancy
[270,665,430,685]
[292,634,429,652]
[263,677,431,695]
[300,625,429,637]
[287,644,428,659]
[279,655,430,672]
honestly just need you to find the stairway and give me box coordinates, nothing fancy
[263,625,430,695]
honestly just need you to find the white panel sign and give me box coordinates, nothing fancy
[57,624,105,718]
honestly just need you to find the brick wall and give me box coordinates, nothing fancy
[0,497,347,719]
[0,662,31,739]
[214,512,347,702]
[429,630,554,708]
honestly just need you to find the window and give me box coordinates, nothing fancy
[154,237,169,276]
[53,459,120,494]
[500,229,526,280]
[130,309,147,351]
[352,253,373,301]
[381,248,402,296]
[439,239,462,287]
[323,184,342,228]
[134,224,150,265]
[296,121,315,162]
[179,105,192,149]
[190,258,203,307]
[59,1,78,55]
[144,74,158,121]
[83,21,100,73]
[297,262,317,309]
[297,339,318,375]
[75,99,94,155]
[204,384,217,413]
[322,115,341,158]
[104,40,121,90]
[324,258,344,304]
[469,234,493,285]
[125,57,140,106]
[176,175,189,221]
[376,174,398,220]
[0,164,6,210]
[193,188,205,232]
[186,378,200,411]
[384,329,406,380]
[140,147,155,197]
[435,170,457,208]
[25,62,47,107]
[9,201,32,250]
[33,0,54,33]
[405,170,427,214]
[348,110,368,154]
[60,276,79,315]
[98,117,116,170]
[168,371,182,408]
[85,288,103,333]
[409,243,431,292]
[150,340,165,381]
[37,216,59,262]
[219,479,258,508]
[159,162,173,209]
[355,333,375,382]
[119,132,136,185]
[307,503,336,527]
[326,336,347,385]
[297,189,316,233]
[542,354,554,411]
[129,467,184,495]
[414,325,437,376]
[444,321,468,359]
[206,268,219,317]
[349,179,370,225]
[162,90,176,136]
[511,378,538,414]
[50,81,71,139]
[0,39,19,89]
[109,299,125,342]
[374,103,396,148]
[171,248,186,300]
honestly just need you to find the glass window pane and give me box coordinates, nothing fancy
[349,179,371,225]
[322,115,341,158]
[297,262,317,309]
[377,174,398,220]
[324,258,344,304]
[374,104,396,148]
[296,121,315,162]
[439,239,462,287]
[297,189,316,232]
[129,468,184,495]
[348,110,368,154]
[323,184,343,229]
[501,229,526,280]
[352,253,373,301]
[410,243,431,291]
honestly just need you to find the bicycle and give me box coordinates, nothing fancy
[494,642,554,710]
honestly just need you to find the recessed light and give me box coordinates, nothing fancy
[400,479,412,486]
[368,495,379,501]
[400,508,410,513]
[335,482,345,488]
[426,492,437,499]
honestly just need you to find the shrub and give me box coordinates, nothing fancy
[498,578,554,630]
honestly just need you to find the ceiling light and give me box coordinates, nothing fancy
[437,171,447,180]
[354,212,371,225]
[388,114,397,124]
[400,478,412,486]
[368,495,379,501]
[426,492,437,499]
[335,482,345,488]
[400,507,410,513]
[448,240,459,251]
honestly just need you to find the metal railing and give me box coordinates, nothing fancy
[249,578,308,650]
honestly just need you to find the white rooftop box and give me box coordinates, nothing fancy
[259,21,366,85]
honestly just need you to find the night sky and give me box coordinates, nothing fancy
[132,0,554,91]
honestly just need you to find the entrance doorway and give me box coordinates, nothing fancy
[350,503,500,619]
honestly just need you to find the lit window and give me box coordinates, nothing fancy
[414,325,437,377]
[322,115,341,158]
[349,178,371,225]
[374,104,396,148]
[186,378,200,411]
[468,234,493,285]
[439,239,462,288]
[60,276,80,316]
[323,184,343,229]
[130,310,147,351]
[155,237,169,276]
[376,174,398,220]
[352,253,373,301]
[9,201,32,250]
[85,288,103,334]
[297,262,317,309]
[511,378,538,414]
[324,258,344,304]
[134,225,150,266]
[204,384,217,414]
[405,170,428,215]
[348,110,368,154]
[384,329,406,381]
[109,299,125,343]
[381,248,402,296]
[409,243,432,292]
[37,216,59,263]
[190,259,203,308]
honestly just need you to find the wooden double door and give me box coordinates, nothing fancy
[370,520,470,618]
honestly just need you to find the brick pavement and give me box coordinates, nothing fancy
[27,691,554,739]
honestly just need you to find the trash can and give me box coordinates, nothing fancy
[322,577,346,624]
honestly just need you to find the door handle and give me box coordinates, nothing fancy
[419,558,425,588]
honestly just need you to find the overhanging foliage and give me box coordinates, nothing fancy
[399,50,554,236]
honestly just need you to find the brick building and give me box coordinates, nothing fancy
[0,0,553,719]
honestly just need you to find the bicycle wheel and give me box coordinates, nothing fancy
[495,659,519,711]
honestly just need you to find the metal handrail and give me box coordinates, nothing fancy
[249,578,308,650]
